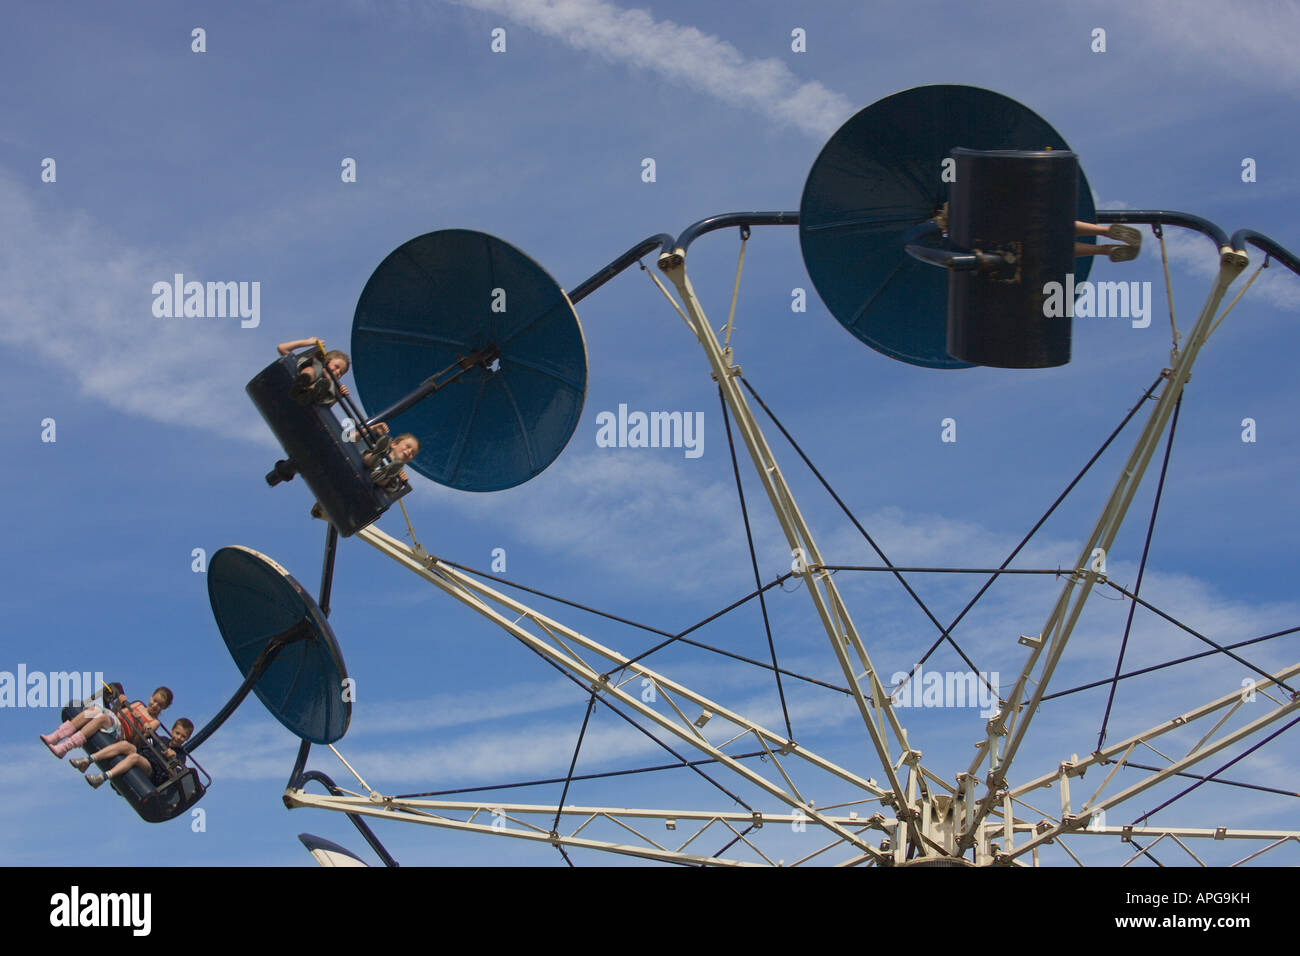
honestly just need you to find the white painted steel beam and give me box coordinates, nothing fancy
[356,524,890,862]
[658,251,926,850]
[959,252,1253,849]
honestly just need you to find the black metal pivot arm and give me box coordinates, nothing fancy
[182,618,315,754]
[669,211,799,258]
[326,362,383,448]
[1096,210,1230,252]
[902,220,1015,273]
[366,344,501,427]
[568,233,676,304]
[568,217,798,303]
[1229,229,1300,276]
[318,523,339,617]
[294,771,401,867]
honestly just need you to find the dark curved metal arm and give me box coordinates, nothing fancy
[294,770,401,867]
[1229,229,1300,276]
[901,220,1008,272]
[671,212,799,255]
[568,233,676,304]
[1096,209,1230,252]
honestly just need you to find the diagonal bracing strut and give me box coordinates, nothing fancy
[657,250,927,851]
[958,249,1252,851]
[358,524,895,863]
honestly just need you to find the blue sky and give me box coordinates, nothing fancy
[3,0,1297,866]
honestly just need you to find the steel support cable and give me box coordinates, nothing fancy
[550,692,598,862]
[408,505,833,690]
[631,632,849,693]
[667,635,849,694]
[439,558,675,638]
[671,573,795,640]
[1102,582,1297,696]
[823,565,1062,575]
[360,531,764,813]
[719,385,793,739]
[1129,713,1300,826]
[639,259,694,334]
[712,823,756,861]
[1042,624,1299,701]
[437,558,845,692]
[1129,842,1165,868]
[396,498,429,560]
[614,580,803,675]
[722,226,748,353]
[1115,760,1299,800]
[1153,222,1180,355]
[1097,394,1184,751]
[735,375,991,690]
[534,651,754,812]
[394,750,770,800]
[905,372,1167,682]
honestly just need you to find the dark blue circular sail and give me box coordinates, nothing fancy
[351,230,587,492]
[799,85,1096,369]
[207,547,350,745]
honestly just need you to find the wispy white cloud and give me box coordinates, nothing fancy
[448,0,855,137]
[1125,1,1300,93]
[1154,225,1300,311]
[403,448,752,595]
[0,174,274,445]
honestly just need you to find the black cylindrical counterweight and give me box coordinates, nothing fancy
[947,147,1078,368]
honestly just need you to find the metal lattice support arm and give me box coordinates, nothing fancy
[1001,705,1300,863]
[656,253,927,851]
[286,790,768,866]
[985,690,1300,865]
[1009,660,1300,802]
[989,661,1300,863]
[356,525,894,862]
[959,250,1251,849]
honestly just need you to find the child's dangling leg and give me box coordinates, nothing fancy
[50,732,87,759]
[40,720,76,745]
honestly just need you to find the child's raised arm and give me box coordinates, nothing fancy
[277,338,322,355]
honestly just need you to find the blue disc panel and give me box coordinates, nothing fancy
[207,546,350,745]
[799,85,1095,369]
[352,230,587,492]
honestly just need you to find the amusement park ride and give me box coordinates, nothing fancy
[73,85,1300,866]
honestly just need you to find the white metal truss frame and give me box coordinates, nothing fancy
[989,660,1300,864]
[286,720,1300,866]
[793,665,1300,866]
[656,252,929,852]
[306,242,1300,867]
[955,249,1291,850]
[356,523,896,864]
[284,789,902,866]
[286,626,1299,866]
